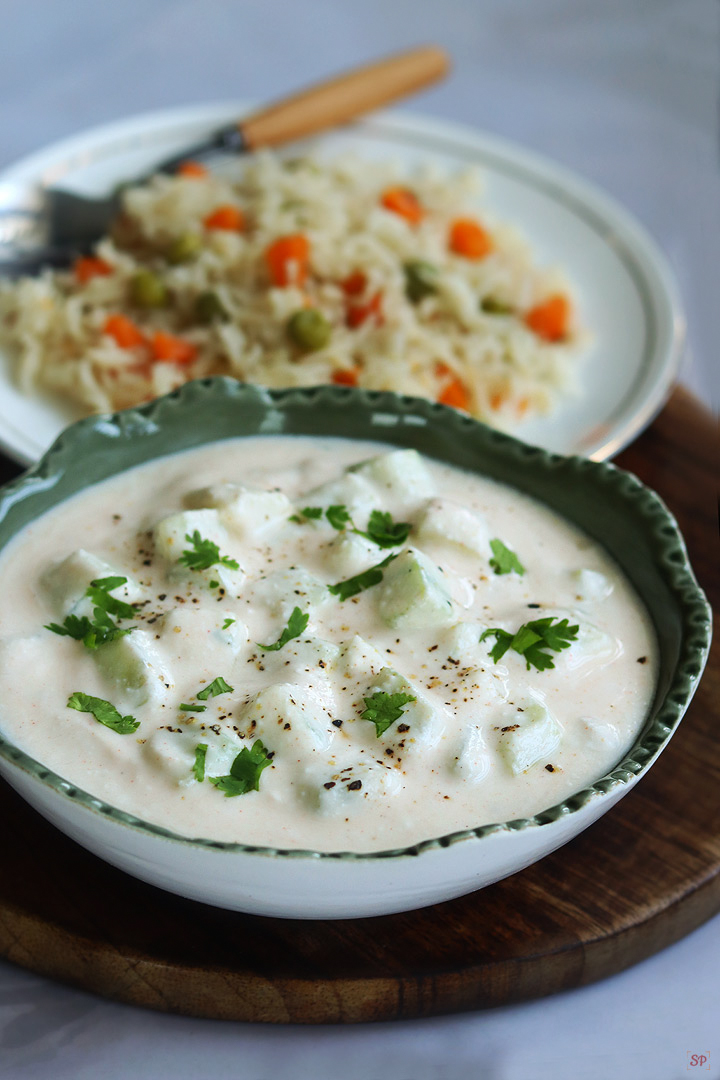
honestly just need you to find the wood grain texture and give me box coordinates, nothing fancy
[0,388,717,1023]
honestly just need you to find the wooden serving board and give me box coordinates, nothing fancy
[0,388,716,1024]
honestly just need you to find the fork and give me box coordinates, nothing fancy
[0,46,449,276]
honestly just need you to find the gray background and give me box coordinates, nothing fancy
[0,2,717,1078]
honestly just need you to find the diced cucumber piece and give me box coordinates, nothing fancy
[549,608,620,672]
[41,549,142,616]
[414,498,489,557]
[498,701,562,775]
[571,569,614,604]
[153,509,225,562]
[95,629,172,707]
[251,567,328,619]
[439,621,487,662]
[143,727,243,786]
[186,483,292,537]
[304,759,404,814]
[367,666,445,750]
[335,634,387,682]
[160,607,249,659]
[240,683,336,752]
[450,724,490,782]
[302,471,377,519]
[280,635,341,671]
[375,548,455,629]
[325,531,380,576]
[154,509,245,596]
[351,449,435,509]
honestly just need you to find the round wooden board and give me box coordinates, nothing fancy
[0,387,716,1024]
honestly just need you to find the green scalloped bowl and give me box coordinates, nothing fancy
[0,379,711,918]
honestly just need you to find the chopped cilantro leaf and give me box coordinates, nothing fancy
[67,691,139,734]
[209,739,273,796]
[196,675,234,700]
[361,691,416,737]
[489,539,525,576]
[326,504,352,531]
[293,504,410,550]
[179,530,240,572]
[86,576,136,619]
[478,627,514,663]
[355,509,411,549]
[257,606,309,651]
[480,617,579,671]
[179,702,207,712]
[222,617,236,629]
[90,575,128,592]
[193,744,208,782]
[488,539,525,576]
[45,608,134,651]
[46,614,95,641]
[328,552,398,601]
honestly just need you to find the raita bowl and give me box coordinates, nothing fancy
[0,379,711,918]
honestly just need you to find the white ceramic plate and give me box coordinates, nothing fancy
[0,103,685,465]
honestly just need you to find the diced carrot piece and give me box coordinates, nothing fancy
[434,360,452,379]
[341,270,367,296]
[151,331,197,365]
[203,205,245,232]
[524,294,571,342]
[346,291,384,329]
[177,160,208,178]
[380,186,425,224]
[103,314,146,349]
[265,234,310,287]
[332,369,359,386]
[438,377,470,411]
[449,217,493,259]
[75,256,112,284]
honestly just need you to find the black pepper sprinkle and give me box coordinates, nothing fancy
[501,724,520,733]
[323,782,336,790]
[332,719,343,728]
[637,656,647,664]
[397,723,410,733]
[545,764,556,772]
[527,603,541,609]
[158,594,166,601]
[348,780,362,791]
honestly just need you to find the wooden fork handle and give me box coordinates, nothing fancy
[239,46,451,150]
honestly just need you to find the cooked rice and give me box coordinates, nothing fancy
[0,152,585,422]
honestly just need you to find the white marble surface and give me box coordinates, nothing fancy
[0,1,717,1077]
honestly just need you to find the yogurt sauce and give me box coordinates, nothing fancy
[0,437,657,852]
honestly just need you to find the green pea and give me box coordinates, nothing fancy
[481,296,514,315]
[165,232,202,264]
[129,269,167,308]
[194,290,228,324]
[403,260,439,303]
[287,309,331,351]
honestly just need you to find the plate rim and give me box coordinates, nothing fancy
[0,102,686,465]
